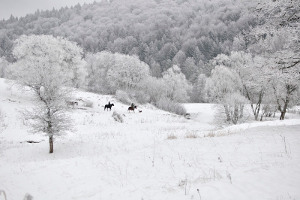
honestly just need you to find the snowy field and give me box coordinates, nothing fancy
[1,78,300,200]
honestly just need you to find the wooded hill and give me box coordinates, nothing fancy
[0,0,257,81]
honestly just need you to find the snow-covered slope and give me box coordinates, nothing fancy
[1,78,300,200]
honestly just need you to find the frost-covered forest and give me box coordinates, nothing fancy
[1,0,257,76]
[0,0,299,121]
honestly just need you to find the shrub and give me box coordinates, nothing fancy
[140,77,168,103]
[156,98,186,115]
[260,104,277,120]
[134,90,150,104]
[112,111,124,123]
[220,92,249,124]
[115,90,132,105]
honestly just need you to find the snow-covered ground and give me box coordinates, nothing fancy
[1,78,300,200]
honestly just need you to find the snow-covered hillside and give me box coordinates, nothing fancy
[1,78,300,200]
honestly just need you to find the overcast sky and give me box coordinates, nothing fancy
[0,0,99,20]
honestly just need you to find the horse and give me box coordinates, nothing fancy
[128,105,137,112]
[104,102,114,111]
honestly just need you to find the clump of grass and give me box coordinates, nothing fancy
[204,131,216,137]
[204,129,236,137]
[24,193,34,200]
[185,131,198,139]
[167,133,177,140]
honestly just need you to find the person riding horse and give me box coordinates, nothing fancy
[104,101,114,111]
[128,103,137,112]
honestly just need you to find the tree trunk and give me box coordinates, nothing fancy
[49,135,53,153]
[233,105,239,124]
[260,113,264,121]
[244,86,264,121]
[279,111,286,120]
[239,104,244,119]
[224,105,231,122]
[279,91,290,120]
[254,104,261,121]
[275,84,295,121]
[254,113,259,121]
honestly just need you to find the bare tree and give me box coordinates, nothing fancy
[22,86,73,153]
[205,65,248,124]
[10,35,83,153]
[247,0,300,120]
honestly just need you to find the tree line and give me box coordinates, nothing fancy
[0,0,257,80]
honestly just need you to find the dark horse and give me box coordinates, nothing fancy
[104,102,114,111]
[128,105,137,112]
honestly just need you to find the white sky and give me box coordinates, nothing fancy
[0,0,99,20]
